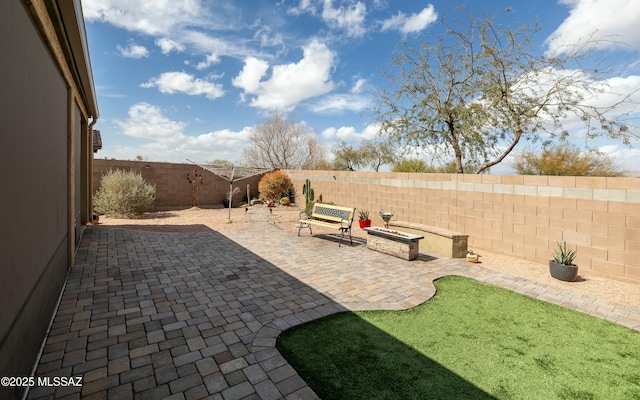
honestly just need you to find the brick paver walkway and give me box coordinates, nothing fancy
[27,208,640,399]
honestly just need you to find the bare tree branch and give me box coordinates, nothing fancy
[242,111,326,170]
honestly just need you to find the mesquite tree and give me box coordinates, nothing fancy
[376,13,637,173]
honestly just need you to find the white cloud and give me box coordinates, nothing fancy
[178,31,258,69]
[82,0,210,36]
[109,102,253,162]
[83,0,257,65]
[308,94,371,113]
[590,75,640,116]
[287,0,369,37]
[232,57,270,94]
[351,78,366,94]
[114,103,186,141]
[546,0,640,54]
[287,0,317,16]
[232,39,335,111]
[321,123,379,141]
[141,72,225,99]
[306,74,371,113]
[155,37,185,54]
[254,25,285,48]
[195,54,221,70]
[493,66,640,142]
[381,5,437,34]
[322,0,368,37]
[181,127,253,152]
[598,144,640,174]
[117,42,149,58]
[372,0,387,10]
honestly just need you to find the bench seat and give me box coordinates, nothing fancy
[298,203,356,247]
[388,220,468,258]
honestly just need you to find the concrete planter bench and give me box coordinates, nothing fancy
[388,221,468,258]
[363,227,424,260]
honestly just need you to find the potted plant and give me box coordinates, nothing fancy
[549,241,578,282]
[358,209,371,228]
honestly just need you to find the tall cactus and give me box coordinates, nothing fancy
[302,178,314,205]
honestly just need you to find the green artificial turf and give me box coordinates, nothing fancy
[277,276,640,400]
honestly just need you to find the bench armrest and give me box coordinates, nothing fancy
[299,210,310,220]
[340,217,351,229]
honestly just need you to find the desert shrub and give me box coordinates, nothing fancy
[392,158,430,173]
[258,170,293,202]
[94,169,156,218]
[512,145,626,176]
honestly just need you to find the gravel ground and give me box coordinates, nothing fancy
[96,205,640,309]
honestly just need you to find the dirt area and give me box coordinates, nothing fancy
[96,205,640,310]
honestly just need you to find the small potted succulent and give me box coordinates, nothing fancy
[358,209,371,228]
[549,241,578,282]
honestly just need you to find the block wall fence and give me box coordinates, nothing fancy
[93,160,262,208]
[284,170,640,286]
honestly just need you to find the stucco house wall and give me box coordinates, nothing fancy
[0,1,98,398]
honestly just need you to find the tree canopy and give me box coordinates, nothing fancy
[332,140,396,171]
[392,158,484,173]
[511,144,625,176]
[332,141,365,171]
[376,12,637,174]
[242,111,326,170]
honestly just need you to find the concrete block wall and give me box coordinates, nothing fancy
[93,160,262,208]
[285,170,640,285]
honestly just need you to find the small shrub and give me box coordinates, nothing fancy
[258,171,293,202]
[94,169,156,218]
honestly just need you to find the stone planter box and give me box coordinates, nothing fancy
[363,227,424,260]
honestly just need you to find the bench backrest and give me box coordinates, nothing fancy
[311,203,356,225]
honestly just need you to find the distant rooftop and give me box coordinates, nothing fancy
[93,130,102,153]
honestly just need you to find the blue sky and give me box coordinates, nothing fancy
[83,0,640,173]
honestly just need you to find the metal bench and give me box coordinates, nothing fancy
[297,203,356,247]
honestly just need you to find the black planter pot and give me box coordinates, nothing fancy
[223,199,230,208]
[549,260,578,282]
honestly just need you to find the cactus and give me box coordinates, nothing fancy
[302,178,314,206]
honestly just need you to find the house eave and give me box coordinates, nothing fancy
[51,0,99,119]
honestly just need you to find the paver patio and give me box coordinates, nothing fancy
[25,208,640,400]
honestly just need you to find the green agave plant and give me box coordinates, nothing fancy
[552,241,577,265]
[358,209,370,220]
